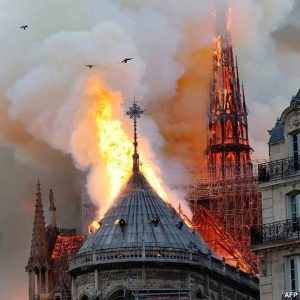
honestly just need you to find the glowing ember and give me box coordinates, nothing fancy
[86,76,168,209]
[51,235,84,260]
[88,220,101,234]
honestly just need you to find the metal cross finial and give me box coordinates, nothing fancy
[125,98,145,173]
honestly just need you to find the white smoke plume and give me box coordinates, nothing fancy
[0,0,299,299]
[231,0,297,159]
[4,0,216,216]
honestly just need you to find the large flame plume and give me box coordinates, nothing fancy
[86,75,168,213]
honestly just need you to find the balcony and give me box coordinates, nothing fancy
[258,156,300,183]
[251,217,300,247]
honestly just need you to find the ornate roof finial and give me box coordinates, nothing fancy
[125,98,145,173]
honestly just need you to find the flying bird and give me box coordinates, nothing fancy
[85,65,94,69]
[20,25,28,30]
[121,58,133,64]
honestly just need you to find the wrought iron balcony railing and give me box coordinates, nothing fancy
[251,217,300,246]
[258,155,300,182]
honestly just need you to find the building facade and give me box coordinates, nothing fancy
[252,90,300,299]
[26,182,83,300]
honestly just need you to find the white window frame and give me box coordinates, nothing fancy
[287,193,300,220]
[286,256,300,292]
[289,131,300,157]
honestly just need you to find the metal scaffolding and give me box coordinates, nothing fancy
[186,162,262,273]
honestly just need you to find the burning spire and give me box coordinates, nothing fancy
[207,8,252,179]
[125,98,145,173]
[188,6,262,274]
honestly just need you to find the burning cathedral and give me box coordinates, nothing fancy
[26,100,259,300]
[26,8,261,300]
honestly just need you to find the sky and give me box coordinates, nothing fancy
[0,0,299,299]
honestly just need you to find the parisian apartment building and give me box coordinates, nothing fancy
[252,89,300,300]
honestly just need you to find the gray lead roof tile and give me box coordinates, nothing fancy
[78,171,211,255]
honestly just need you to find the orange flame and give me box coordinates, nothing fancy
[88,220,101,234]
[213,34,222,112]
[213,35,221,67]
[85,76,168,211]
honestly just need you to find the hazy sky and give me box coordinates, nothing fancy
[0,1,299,299]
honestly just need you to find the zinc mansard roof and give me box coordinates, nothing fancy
[268,89,300,145]
[268,119,285,145]
[78,171,211,255]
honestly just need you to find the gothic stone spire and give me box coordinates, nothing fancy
[30,180,48,258]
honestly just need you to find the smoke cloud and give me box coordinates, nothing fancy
[230,0,298,159]
[0,0,299,298]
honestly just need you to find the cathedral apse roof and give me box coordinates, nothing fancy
[78,171,210,255]
[70,100,213,272]
[70,101,212,271]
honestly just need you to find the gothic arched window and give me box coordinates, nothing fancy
[108,289,132,300]
[212,121,222,145]
[225,152,235,178]
[194,289,204,299]
[225,120,233,143]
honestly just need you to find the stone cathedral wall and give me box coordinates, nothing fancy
[73,266,258,300]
